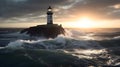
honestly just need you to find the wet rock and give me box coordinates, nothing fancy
[20,24,65,38]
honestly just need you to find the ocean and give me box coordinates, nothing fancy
[0,28,120,67]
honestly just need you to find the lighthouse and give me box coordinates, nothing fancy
[20,6,65,38]
[47,6,53,25]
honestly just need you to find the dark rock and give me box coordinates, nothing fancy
[20,24,65,38]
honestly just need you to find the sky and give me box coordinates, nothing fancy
[0,0,120,28]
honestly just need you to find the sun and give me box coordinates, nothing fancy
[76,17,94,28]
[63,17,96,28]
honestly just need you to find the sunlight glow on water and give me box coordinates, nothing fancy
[64,49,107,59]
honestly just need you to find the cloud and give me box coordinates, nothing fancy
[0,0,69,18]
[109,4,120,9]
[66,0,120,20]
[0,0,120,23]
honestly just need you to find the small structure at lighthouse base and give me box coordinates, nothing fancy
[20,6,65,38]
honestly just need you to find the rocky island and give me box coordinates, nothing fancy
[20,6,65,38]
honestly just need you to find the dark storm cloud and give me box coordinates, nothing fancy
[0,0,120,23]
[0,0,70,18]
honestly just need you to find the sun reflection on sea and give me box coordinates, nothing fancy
[64,49,107,59]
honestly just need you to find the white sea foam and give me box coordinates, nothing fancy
[113,36,120,40]
[6,40,24,49]
[102,36,120,40]
[6,35,103,49]
[64,29,87,39]
[0,47,5,49]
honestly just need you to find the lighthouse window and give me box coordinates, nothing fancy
[48,9,52,11]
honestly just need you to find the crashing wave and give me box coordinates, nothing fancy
[1,29,120,66]
[6,35,103,50]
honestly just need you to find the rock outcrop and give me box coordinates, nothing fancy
[20,24,65,38]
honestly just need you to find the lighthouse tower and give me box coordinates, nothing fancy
[47,6,53,25]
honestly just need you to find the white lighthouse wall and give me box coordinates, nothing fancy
[47,15,53,24]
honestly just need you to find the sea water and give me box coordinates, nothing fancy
[0,28,120,67]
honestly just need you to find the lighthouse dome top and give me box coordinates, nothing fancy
[48,6,52,9]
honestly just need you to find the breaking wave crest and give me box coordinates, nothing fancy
[6,35,102,49]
